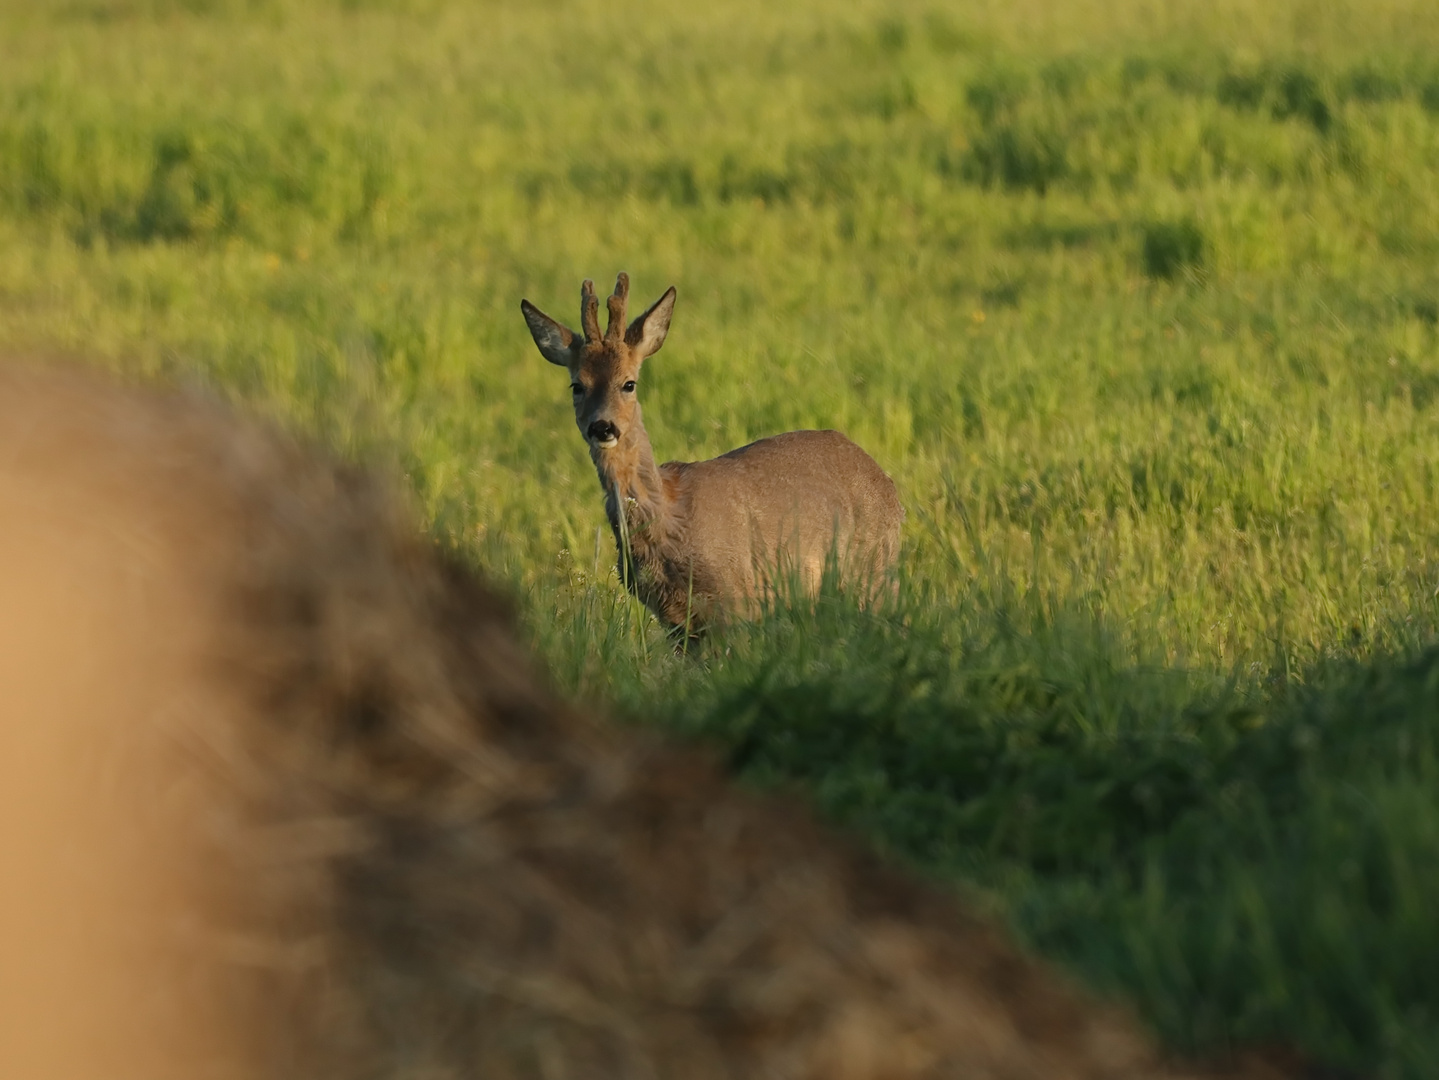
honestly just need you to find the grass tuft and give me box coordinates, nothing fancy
[1142,218,1207,280]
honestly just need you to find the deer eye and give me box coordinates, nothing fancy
[622,380,636,393]
[570,383,583,396]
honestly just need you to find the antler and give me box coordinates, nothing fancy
[577,274,630,344]
[579,279,601,342]
[605,272,629,343]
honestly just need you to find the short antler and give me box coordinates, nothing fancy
[580,279,602,343]
[605,273,629,343]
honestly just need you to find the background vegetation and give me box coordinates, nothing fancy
[3,0,1439,1073]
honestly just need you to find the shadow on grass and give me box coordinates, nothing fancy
[626,571,1439,1079]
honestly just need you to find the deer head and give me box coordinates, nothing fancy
[521,273,677,451]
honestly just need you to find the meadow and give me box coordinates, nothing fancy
[3,0,1439,1073]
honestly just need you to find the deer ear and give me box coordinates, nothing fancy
[625,286,677,360]
[521,299,578,367]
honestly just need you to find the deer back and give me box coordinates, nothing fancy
[665,428,904,608]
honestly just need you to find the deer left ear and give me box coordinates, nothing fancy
[521,300,579,367]
[625,286,677,360]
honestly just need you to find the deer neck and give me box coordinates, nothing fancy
[591,406,671,542]
[590,407,709,633]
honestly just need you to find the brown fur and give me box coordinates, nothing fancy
[522,274,905,636]
[1,361,1309,1080]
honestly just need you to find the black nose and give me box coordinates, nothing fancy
[588,419,621,443]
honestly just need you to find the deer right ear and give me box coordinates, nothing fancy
[521,300,578,367]
[625,286,677,361]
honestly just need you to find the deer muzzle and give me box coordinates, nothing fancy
[587,419,621,449]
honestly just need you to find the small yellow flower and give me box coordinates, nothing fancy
[971,309,986,324]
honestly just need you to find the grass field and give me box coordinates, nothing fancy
[4,0,1439,1073]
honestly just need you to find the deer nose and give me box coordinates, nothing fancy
[588,419,621,446]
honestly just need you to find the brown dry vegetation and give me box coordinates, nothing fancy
[0,363,1308,1080]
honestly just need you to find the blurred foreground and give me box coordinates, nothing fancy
[1,363,1306,1079]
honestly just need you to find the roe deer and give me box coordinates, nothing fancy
[521,273,905,636]
[2,360,1297,1080]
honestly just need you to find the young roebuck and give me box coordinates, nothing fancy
[521,273,904,636]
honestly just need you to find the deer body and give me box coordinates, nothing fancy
[523,274,903,635]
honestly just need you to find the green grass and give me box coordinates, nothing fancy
[4,0,1439,1073]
